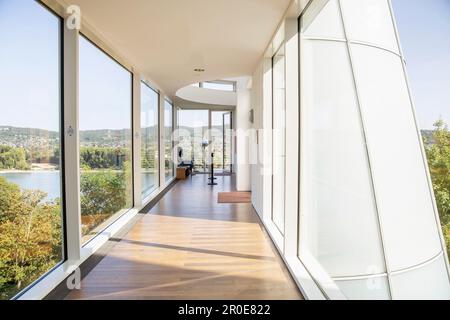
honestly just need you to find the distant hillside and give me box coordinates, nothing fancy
[0,126,59,139]
[80,129,132,147]
[1,125,432,146]
[0,126,59,149]
[0,126,141,148]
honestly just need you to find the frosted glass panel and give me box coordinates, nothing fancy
[302,0,344,39]
[272,46,285,234]
[390,256,450,300]
[336,276,390,300]
[350,44,442,271]
[340,0,399,53]
[300,39,385,278]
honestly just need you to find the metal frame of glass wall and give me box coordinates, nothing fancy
[0,0,66,300]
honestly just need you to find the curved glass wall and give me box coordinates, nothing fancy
[392,0,450,268]
[299,0,386,287]
[0,1,64,299]
[298,0,450,299]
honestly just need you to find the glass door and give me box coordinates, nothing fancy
[223,112,232,174]
[211,111,233,174]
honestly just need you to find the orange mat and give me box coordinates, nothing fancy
[218,192,251,204]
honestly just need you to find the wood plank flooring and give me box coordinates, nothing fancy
[65,175,302,300]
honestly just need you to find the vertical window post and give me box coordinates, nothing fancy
[159,94,165,187]
[133,74,142,208]
[63,20,82,261]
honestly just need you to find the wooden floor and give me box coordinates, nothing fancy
[65,175,302,300]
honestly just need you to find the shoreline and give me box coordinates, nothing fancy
[0,169,144,174]
[0,169,60,174]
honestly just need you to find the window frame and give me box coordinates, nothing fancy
[4,0,68,300]
[78,33,135,246]
[199,80,236,92]
[270,43,287,240]
[164,99,175,181]
[140,80,161,199]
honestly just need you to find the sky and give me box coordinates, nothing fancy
[0,0,132,132]
[392,0,450,129]
[0,0,61,131]
[0,0,449,131]
[79,36,132,131]
[178,110,209,128]
[141,82,158,127]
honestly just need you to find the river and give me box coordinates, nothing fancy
[0,171,157,202]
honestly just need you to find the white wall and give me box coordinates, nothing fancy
[249,9,324,299]
[250,62,265,216]
[235,77,252,191]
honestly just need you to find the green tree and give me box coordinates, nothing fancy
[0,146,31,170]
[0,177,62,300]
[80,146,128,170]
[80,171,127,216]
[424,118,450,258]
[80,170,129,236]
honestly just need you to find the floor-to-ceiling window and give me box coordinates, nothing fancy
[164,100,174,182]
[178,109,232,174]
[211,111,225,171]
[0,1,64,299]
[178,110,209,172]
[211,111,233,173]
[79,36,133,244]
[272,45,286,235]
[141,83,159,198]
[224,112,232,173]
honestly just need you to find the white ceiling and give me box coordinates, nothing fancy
[59,0,292,97]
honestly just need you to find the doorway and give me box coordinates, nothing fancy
[211,111,233,174]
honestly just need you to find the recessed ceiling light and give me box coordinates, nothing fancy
[194,68,205,72]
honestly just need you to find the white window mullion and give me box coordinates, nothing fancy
[133,74,142,208]
[63,25,82,261]
[159,94,165,188]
